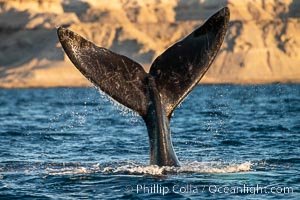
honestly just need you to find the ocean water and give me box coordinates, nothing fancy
[0,84,299,199]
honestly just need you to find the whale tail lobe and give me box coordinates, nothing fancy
[57,7,230,166]
[57,27,150,117]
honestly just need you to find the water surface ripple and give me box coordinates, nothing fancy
[0,84,299,199]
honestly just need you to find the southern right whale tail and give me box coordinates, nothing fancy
[57,7,230,166]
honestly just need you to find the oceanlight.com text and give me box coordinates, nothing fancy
[125,184,294,195]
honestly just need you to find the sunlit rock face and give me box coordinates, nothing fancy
[0,0,299,88]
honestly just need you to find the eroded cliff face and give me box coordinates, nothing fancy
[207,0,300,83]
[0,0,299,88]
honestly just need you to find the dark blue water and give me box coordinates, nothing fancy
[0,84,299,199]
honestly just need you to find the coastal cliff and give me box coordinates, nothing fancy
[0,0,299,88]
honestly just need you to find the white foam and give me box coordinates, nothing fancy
[44,161,252,176]
[46,162,252,176]
[46,167,92,175]
[177,161,252,173]
[107,161,252,175]
[111,165,170,176]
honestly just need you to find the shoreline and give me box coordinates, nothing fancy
[1,80,299,89]
[1,0,300,89]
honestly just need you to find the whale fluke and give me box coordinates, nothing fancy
[57,7,230,167]
[150,7,230,118]
[57,28,149,117]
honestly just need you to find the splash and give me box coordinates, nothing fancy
[45,163,100,175]
[105,161,252,175]
[44,161,252,176]
[46,166,92,175]
[97,88,141,124]
[177,161,252,173]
